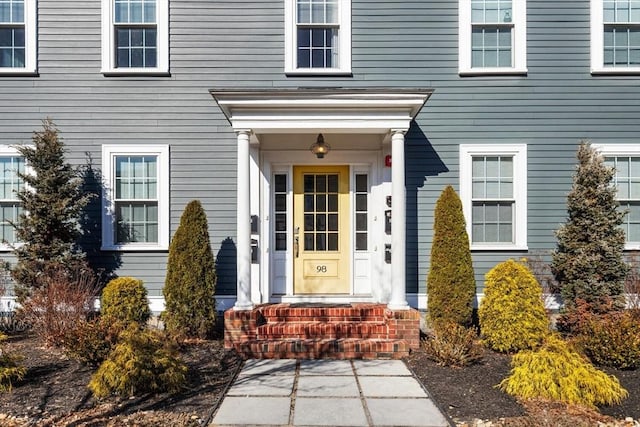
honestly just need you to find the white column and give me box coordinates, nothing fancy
[388,130,410,310]
[234,130,253,310]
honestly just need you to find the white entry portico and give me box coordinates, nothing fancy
[210,89,433,311]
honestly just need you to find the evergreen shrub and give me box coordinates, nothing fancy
[89,324,187,398]
[576,311,640,370]
[101,277,151,326]
[500,334,628,408]
[0,334,26,392]
[422,321,483,367]
[551,142,628,313]
[163,200,217,339]
[479,259,549,353]
[427,185,475,327]
[63,317,124,366]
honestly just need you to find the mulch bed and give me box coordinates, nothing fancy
[1,332,638,426]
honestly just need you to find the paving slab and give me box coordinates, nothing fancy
[299,359,354,376]
[353,359,412,376]
[227,374,295,396]
[240,358,297,376]
[366,398,449,427]
[359,376,428,398]
[293,398,368,426]
[297,375,360,397]
[212,396,291,425]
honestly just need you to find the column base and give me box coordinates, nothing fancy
[386,301,410,311]
[233,301,254,311]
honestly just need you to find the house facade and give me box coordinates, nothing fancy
[1,0,639,313]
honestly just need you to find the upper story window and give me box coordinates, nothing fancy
[459,0,527,75]
[101,145,169,250]
[101,0,168,75]
[0,146,24,249]
[285,0,351,75]
[460,144,528,250]
[0,0,36,74]
[598,145,640,249]
[591,0,640,73]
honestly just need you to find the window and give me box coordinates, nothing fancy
[459,0,527,74]
[273,173,287,251]
[284,0,351,74]
[102,145,169,250]
[101,0,168,74]
[0,147,24,249]
[460,144,527,249]
[0,0,36,74]
[354,173,368,251]
[597,145,640,249]
[592,0,640,73]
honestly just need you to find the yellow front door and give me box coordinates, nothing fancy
[293,166,350,294]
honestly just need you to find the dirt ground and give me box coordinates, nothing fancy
[0,332,638,426]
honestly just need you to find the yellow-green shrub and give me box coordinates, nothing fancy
[479,259,549,353]
[101,277,151,325]
[0,334,27,392]
[89,324,187,398]
[500,334,628,408]
[422,321,483,368]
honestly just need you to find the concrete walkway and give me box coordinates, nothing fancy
[211,359,451,427]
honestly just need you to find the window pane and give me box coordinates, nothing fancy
[327,174,338,193]
[355,233,367,251]
[304,233,314,250]
[355,194,367,211]
[275,213,287,232]
[275,233,287,251]
[275,174,287,192]
[304,194,314,212]
[275,194,286,212]
[328,213,338,231]
[143,0,156,23]
[316,233,326,251]
[356,213,367,231]
[327,233,338,251]
[315,194,326,211]
[316,214,326,231]
[356,174,367,192]
[304,214,314,231]
[297,0,310,23]
[315,174,326,192]
[327,194,338,212]
[304,174,314,192]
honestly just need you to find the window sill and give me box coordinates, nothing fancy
[101,244,169,252]
[0,69,38,77]
[471,244,528,251]
[625,244,640,251]
[285,68,352,77]
[459,68,528,77]
[101,69,171,77]
[591,67,640,75]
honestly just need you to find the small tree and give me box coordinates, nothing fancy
[427,185,476,327]
[162,200,217,339]
[11,119,93,300]
[551,142,628,312]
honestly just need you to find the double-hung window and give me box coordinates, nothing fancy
[460,144,527,250]
[285,0,351,74]
[102,145,169,250]
[459,0,527,74]
[0,0,36,74]
[591,0,640,73]
[101,0,168,74]
[0,146,24,249]
[598,145,640,249]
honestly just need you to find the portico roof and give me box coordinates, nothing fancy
[209,88,433,136]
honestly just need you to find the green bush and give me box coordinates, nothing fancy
[576,310,640,370]
[162,200,217,339]
[427,185,476,327]
[101,277,151,326]
[63,317,125,366]
[422,321,483,368]
[500,334,628,408]
[89,324,187,398]
[0,334,27,392]
[479,259,549,353]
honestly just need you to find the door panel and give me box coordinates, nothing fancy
[293,165,350,294]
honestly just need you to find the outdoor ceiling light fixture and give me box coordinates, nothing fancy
[310,133,331,159]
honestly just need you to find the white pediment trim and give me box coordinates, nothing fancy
[210,89,433,135]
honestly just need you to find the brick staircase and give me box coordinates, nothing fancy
[224,303,420,359]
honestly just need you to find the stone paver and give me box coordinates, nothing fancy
[211,359,450,427]
[367,398,450,427]
[294,398,368,426]
[213,396,291,425]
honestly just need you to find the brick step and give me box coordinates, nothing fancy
[232,338,410,360]
[257,321,388,339]
[260,303,387,323]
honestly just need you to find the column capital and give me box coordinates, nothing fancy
[390,129,407,136]
[236,129,252,136]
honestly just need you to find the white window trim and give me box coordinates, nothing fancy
[0,0,37,75]
[460,144,528,250]
[284,0,352,75]
[0,145,27,251]
[458,0,527,75]
[594,144,640,250]
[101,144,169,251]
[591,0,640,74]
[100,0,169,75]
